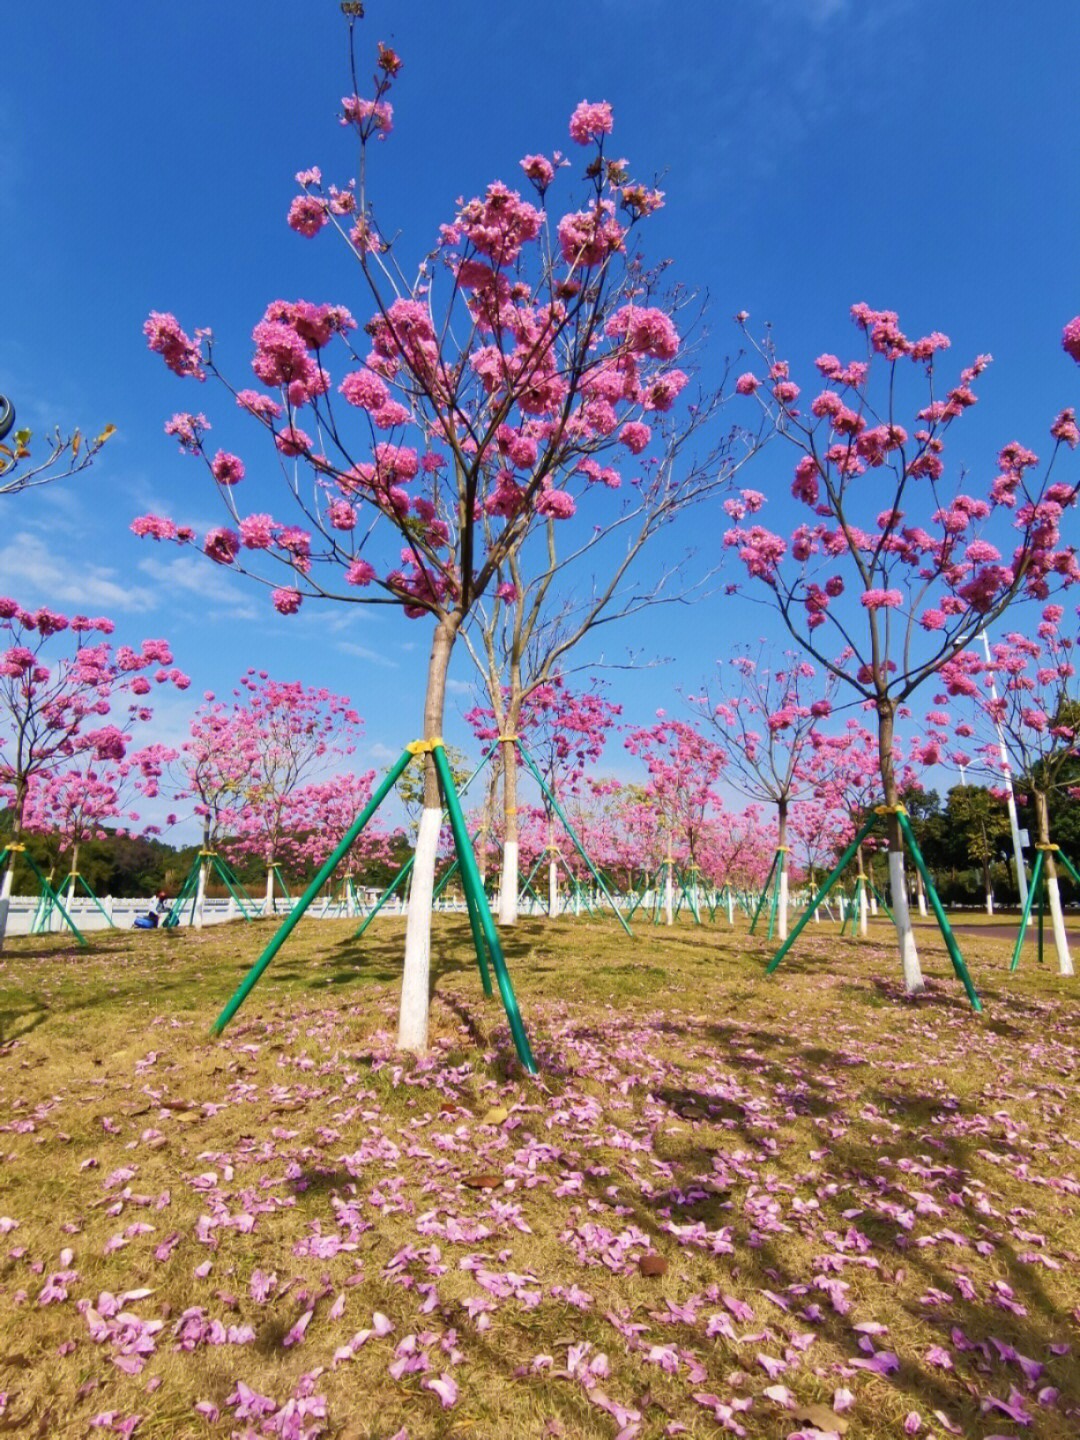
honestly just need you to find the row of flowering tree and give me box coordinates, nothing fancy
[723,305,1080,990]
[139,20,757,1049]
[688,646,838,939]
[465,674,620,918]
[924,604,1079,973]
[0,598,189,946]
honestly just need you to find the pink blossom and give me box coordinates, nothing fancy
[569,100,614,145]
[130,515,179,542]
[619,421,652,454]
[210,450,245,486]
[1062,315,1080,363]
[239,514,276,549]
[1051,406,1079,447]
[520,153,555,188]
[345,557,377,587]
[860,588,903,609]
[735,373,760,395]
[287,194,328,237]
[535,488,576,520]
[144,311,204,380]
[203,528,240,565]
[341,93,393,137]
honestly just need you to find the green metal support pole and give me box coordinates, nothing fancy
[213,747,416,1035]
[897,812,982,1012]
[211,856,256,920]
[75,873,116,927]
[840,878,856,937]
[516,740,632,939]
[1056,848,1080,890]
[355,742,499,937]
[1010,850,1043,972]
[164,858,199,928]
[356,858,413,935]
[431,744,536,1075]
[454,844,494,998]
[767,813,878,975]
[750,851,780,936]
[869,880,894,923]
[24,852,87,947]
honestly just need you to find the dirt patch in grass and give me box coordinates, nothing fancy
[0,913,1077,1438]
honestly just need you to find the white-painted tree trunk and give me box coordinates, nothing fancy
[194,861,208,929]
[499,839,519,925]
[0,862,12,950]
[888,849,924,993]
[726,890,734,925]
[664,860,674,926]
[1046,874,1074,976]
[869,890,879,916]
[264,867,275,916]
[548,855,559,916]
[399,805,441,1052]
[859,879,869,938]
[777,865,789,941]
[915,868,928,916]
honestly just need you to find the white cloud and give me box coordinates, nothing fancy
[0,529,158,612]
[336,640,399,669]
[136,553,260,620]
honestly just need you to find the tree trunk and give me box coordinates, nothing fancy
[664,846,674,926]
[499,734,520,925]
[878,700,924,993]
[264,860,275,917]
[983,856,994,916]
[546,811,558,917]
[776,798,789,941]
[0,777,28,951]
[194,824,210,930]
[856,842,869,938]
[399,617,460,1053]
[1035,790,1073,976]
[915,866,928,917]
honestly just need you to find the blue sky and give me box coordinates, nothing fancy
[2,0,1078,835]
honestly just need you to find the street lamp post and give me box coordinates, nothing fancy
[980,629,1029,914]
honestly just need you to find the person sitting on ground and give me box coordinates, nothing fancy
[133,891,169,929]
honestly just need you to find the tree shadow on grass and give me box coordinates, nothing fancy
[543,1002,1080,1439]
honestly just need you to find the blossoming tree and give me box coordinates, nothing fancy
[20,738,172,919]
[0,598,188,945]
[623,715,726,923]
[724,306,1080,990]
[934,606,1079,973]
[688,646,837,939]
[222,672,362,913]
[466,675,619,919]
[139,19,739,1050]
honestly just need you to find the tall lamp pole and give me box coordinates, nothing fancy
[980,629,1029,913]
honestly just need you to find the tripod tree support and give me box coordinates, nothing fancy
[211,741,537,1074]
[765,808,982,1012]
[0,843,87,947]
[1010,845,1080,973]
[515,740,632,939]
[356,741,498,937]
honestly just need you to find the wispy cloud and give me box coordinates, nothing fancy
[0,529,158,612]
[136,553,260,620]
[336,640,399,669]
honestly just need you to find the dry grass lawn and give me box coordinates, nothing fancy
[0,908,1077,1439]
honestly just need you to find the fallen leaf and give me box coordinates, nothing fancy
[463,1174,502,1190]
[793,1403,849,1435]
[638,1255,668,1278]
